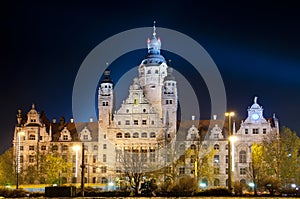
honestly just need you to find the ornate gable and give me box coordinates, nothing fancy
[59,127,72,141]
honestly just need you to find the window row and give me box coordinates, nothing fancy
[118,119,154,125]
[244,128,267,134]
[116,132,156,138]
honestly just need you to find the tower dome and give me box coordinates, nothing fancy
[142,21,166,65]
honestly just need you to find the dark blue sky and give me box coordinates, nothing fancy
[1,1,300,154]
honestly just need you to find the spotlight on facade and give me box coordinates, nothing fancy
[248,182,255,188]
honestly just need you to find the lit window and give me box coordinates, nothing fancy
[141,132,147,138]
[214,155,219,163]
[150,132,156,138]
[133,132,139,138]
[101,167,107,173]
[239,150,247,163]
[93,145,98,150]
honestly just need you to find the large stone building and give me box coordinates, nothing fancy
[12,26,279,188]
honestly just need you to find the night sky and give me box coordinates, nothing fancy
[1,1,300,154]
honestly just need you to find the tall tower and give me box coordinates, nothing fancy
[138,22,168,118]
[162,67,178,139]
[98,69,114,126]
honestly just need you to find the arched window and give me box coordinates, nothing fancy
[240,179,246,184]
[150,132,156,138]
[214,178,220,186]
[116,132,122,138]
[141,132,147,138]
[124,132,131,138]
[201,178,208,188]
[214,144,220,150]
[133,132,139,138]
[190,144,196,150]
[93,177,97,183]
[239,150,247,163]
[101,177,108,184]
[147,70,151,74]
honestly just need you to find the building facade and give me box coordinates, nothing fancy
[12,26,279,188]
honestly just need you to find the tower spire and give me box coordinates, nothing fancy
[153,21,156,37]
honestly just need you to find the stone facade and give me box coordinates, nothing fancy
[12,27,279,188]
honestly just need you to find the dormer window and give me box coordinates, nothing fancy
[59,127,72,141]
[79,127,92,141]
[63,135,69,140]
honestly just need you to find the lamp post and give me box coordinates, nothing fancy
[80,142,85,197]
[73,145,80,182]
[225,112,235,194]
[16,131,25,189]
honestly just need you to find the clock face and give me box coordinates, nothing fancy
[252,113,259,120]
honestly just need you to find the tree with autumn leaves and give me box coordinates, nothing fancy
[250,126,300,195]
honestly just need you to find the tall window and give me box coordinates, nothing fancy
[214,167,220,174]
[93,145,98,150]
[150,132,156,138]
[101,166,107,173]
[134,120,138,125]
[142,120,147,125]
[245,129,249,134]
[29,146,34,150]
[214,155,219,163]
[103,144,107,149]
[125,120,130,125]
[103,154,107,162]
[29,155,34,163]
[239,150,247,163]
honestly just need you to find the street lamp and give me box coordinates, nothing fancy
[16,131,25,189]
[225,112,235,194]
[73,145,80,181]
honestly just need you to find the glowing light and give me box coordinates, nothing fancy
[73,145,80,178]
[225,112,235,117]
[109,182,114,186]
[200,182,207,188]
[248,182,255,187]
[291,184,296,188]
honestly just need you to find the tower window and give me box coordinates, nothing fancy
[125,120,130,125]
[155,69,158,74]
[169,100,172,104]
[166,100,169,104]
[252,128,259,134]
[103,154,107,162]
[143,109,146,113]
[29,134,36,140]
[150,132,156,138]
[147,70,151,74]
[134,120,138,125]
[263,128,267,134]
[142,120,147,125]
[151,121,154,125]
[245,129,249,134]
[102,102,108,106]
[103,144,107,149]
[134,99,138,105]
[118,121,121,125]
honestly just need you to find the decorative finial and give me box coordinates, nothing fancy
[32,103,35,109]
[106,62,109,67]
[254,96,258,104]
[153,21,156,37]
